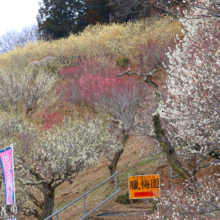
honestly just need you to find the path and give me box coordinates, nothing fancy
[88,201,152,220]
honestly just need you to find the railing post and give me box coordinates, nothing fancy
[44,172,120,220]
[83,191,86,217]
[157,171,159,213]
[170,166,173,191]
[55,209,58,220]
[115,171,118,198]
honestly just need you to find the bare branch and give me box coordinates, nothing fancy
[117,69,156,77]
[29,167,48,182]
[118,68,191,179]
[209,150,220,160]
[27,191,44,210]
[0,25,40,53]
[22,207,41,219]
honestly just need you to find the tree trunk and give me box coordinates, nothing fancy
[108,133,129,176]
[144,75,191,179]
[117,69,192,179]
[41,189,55,220]
[153,112,191,179]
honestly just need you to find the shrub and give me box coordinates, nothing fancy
[115,194,130,205]
[34,111,62,129]
[0,17,181,72]
[0,67,57,116]
[116,57,129,68]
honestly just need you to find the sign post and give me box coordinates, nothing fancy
[128,174,160,214]
[128,174,160,199]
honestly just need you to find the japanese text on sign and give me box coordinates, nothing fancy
[128,174,160,199]
[0,204,21,219]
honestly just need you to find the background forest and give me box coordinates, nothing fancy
[0,0,219,219]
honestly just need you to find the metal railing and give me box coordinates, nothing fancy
[45,171,119,220]
[170,159,220,189]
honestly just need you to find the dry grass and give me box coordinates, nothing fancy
[19,134,166,220]
[15,131,220,220]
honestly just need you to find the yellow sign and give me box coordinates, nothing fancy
[128,174,160,199]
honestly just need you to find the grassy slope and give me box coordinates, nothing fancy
[0,18,218,219]
[21,133,220,220]
[51,135,166,220]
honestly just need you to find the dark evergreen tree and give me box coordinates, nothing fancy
[85,0,110,24]
[37,0,88,40]
[108,0,187,22]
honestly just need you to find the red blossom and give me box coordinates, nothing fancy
[34,111,62,129]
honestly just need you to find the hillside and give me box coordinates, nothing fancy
[20,134,220,220]
[0,11,219,220]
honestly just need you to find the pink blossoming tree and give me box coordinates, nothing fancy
[60,60,147,175]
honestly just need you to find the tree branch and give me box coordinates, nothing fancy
[192,156,208,178]
[29,166,48,182]
[118,69,191,179]
[20,179,48,186]
[27,191,44,210]
[22,207,41,219]
[209,150,220,160]
[52,171,78,190]
[117,69,156,77]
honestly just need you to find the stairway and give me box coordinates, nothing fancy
[88,203,152,220]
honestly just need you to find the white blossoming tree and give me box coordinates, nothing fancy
[119,1,220,218]
[153,0,220,18]
[161,0,220,173]
[0,116,118,220]
[119,0,220,180]
[148,175,220,219]
[0,67,57,116]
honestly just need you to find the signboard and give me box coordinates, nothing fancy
[128,174,160,199]
[0,145,16,220]
[0,146,15,205]
[0,204,21,219]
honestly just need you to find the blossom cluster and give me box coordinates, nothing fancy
[60,60,146,132]
[0,67,57,116]
[149,176,220,219]
[161,0,220,162]
[0,115,120,216]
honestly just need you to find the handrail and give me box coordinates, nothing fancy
[170,159,220,189]
[45,171,119,220]
[81,190,119,220]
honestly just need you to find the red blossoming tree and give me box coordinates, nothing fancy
[59,60,147,175]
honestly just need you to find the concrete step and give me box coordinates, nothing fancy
[100,204,151,213]
[88,212,146,220]
[89,216,144,220]
[87,202,152,220]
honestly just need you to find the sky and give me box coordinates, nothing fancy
[0,0,42,37]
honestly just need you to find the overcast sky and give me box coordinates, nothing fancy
[0,0,42,37]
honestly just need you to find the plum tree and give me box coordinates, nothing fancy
[59,60,147,175]
[0,116,118,220]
